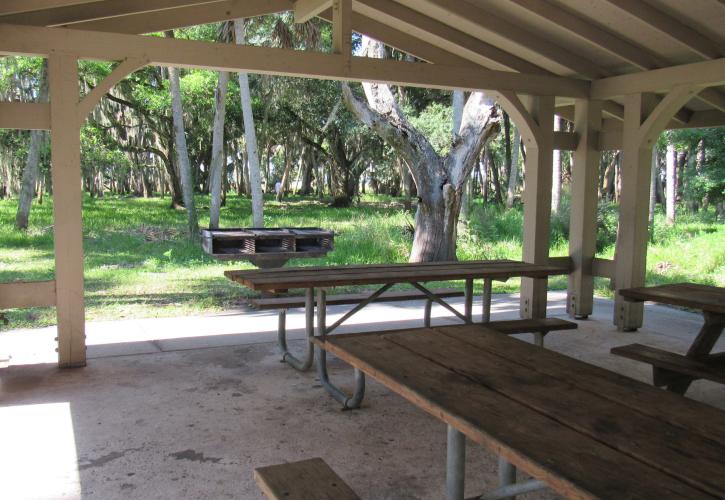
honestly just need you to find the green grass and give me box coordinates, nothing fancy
[1,193,723,329]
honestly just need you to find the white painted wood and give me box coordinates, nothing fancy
[0,0,224,27]
[567,99,602,319]
[0,23,590,97]
[48,53,86,367]
[353,0,545,74]
[501,94,555,319]
[0,280,56,309]
[592,258,615,279]
[591,58,725,99]
[0,102,50,130]
[603,0,724,60]
[294,0,330,23]
[0,0,98,16]
[72,0,292,34]
[332,0,351,67]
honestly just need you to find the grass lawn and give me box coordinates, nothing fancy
[1,193,723,330]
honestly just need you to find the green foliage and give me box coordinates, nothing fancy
[2,195,722,329]
[408,102,453,155]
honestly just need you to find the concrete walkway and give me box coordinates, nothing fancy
[1,292,723,499]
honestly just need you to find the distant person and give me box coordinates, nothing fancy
[275,181,282,196]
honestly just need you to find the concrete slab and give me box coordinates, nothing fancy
[1,292,724,499]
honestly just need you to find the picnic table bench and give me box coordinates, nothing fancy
[226,260,574,408]
[612,283,725,394]
[320,324,725,499]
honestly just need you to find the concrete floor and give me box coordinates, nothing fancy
[1,291,723,500]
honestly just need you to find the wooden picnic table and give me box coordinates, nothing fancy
[321,324,725,499]
[613,283,725,394]
[226,260,569,408]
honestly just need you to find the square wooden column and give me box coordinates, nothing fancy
[49,53,86,367]
[613,93,654,331]
[520,95,554,319]
[567,99,602,319]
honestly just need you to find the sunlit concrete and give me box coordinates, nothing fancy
[1,292,723,499]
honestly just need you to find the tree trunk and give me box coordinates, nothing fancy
[551,115,562,213]
[165,31,199,240]
[489,148,503,205]
[649,146,658,237]
[234,19,264,227]
[342,40,498,261]
[666,142,676,225]
[506,127,520,208]
[209,70,229,229]
[15,60,49,230]
[453,90,470,222]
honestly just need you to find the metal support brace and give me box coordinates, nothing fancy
[533,332,544,347]
[315,288,366,410]
[482,278,493,323]
[276,288,314,371]
[424,299,433,327]
[325,283,395,334]
[411,282,470,324]
[497,456,516,500]
[447,425,466,500]
[464,279,474,322]
[477,479,547,500]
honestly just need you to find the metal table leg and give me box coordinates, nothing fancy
[315,288,366,410]
[277,288,315,371]
[482,278,493,323]
[465,279,474,322]
[497,456,516,500]
[446,425,466,500]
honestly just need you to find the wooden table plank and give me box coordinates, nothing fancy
[322,333,714,499]
[225,261,564,291]
[619,283,725,314]
[384,329,725,497]
[434,324,725,445]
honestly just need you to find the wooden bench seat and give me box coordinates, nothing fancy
[248,287,464,310]
[254,458,360,500]
[612,343,725,387]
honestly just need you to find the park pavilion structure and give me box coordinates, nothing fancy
[0,0,724,368]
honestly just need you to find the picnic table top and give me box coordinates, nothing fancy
[619,283,725,315]
[322,325,725,499]
[224,259,567,291]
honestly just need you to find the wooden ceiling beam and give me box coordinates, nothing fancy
[0,1,101,16]
[353,0,546,74]
[419,0,608,78]
[508,0,665,70]
[68,0,293,34]
[0,23,590,97]
[0,0,225,27]
[591,58,725,99]
[603,0,724,60]
[319,10,475,67]
[294,0,331,23]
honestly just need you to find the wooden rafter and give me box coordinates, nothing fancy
[70,0,292,34]
[603,0,724,60]
[0,23,589,97]
[0,0,100,16]
[0,0,224,27]
[418,0,608,78]
[294,0,330,23]
[354,0,546,74]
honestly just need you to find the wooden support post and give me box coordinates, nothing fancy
[614,86,699,330]
[614,93,656,330]
[567,99,602,319]
[520,95,554,319]
[332,0,352,67]
[49,53,86,367]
